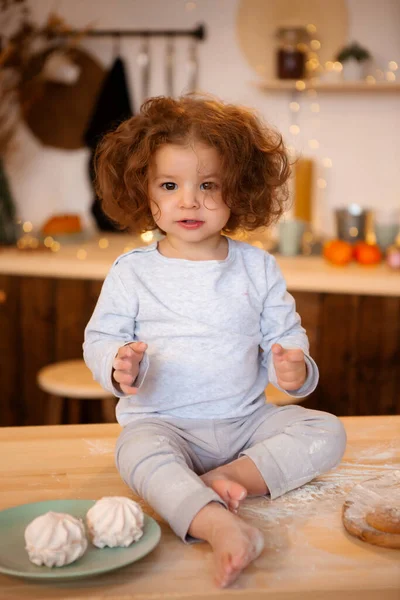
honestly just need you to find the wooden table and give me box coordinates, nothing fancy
[0,416,399,599]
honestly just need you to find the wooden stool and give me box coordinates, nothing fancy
[37,360,116,425]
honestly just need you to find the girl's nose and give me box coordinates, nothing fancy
[179,188,200,208]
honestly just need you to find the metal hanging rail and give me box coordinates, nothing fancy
[58,24,206,40]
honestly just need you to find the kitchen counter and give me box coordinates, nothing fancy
[0,416,399,599]
[1,233,399,296]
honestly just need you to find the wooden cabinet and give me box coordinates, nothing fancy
[1,274,399,426]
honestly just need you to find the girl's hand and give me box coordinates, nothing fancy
[112,342,148,394]
[271,343,306,391]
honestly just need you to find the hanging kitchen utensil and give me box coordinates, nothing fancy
[186,37,199,92]
[165,35,175,97]
[137,35,151,104]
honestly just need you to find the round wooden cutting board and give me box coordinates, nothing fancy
[342,470,400,549]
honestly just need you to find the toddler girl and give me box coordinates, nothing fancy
[84,95,346,588]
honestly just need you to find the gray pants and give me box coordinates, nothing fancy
[115,403,346,541]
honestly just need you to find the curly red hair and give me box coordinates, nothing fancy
[95,95,291,234]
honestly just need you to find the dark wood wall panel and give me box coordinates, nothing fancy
[305,294,360,417]
[55,279,92,361]
[1,274,399,426]
[0,275,21,426]
[355,296,400,415]
[20,277,55,425]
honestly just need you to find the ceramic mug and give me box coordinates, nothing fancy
[278,219,306,256]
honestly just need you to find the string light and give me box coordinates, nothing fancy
[366,75,376,84]
[333,62,343,72]
[77,249,87,260]
[310,39,321,51]
[306,24,317,34]
[98,238,109,249]
[22,221,33,233]
[289,125,300,135]
[295,80,306,91]
[185,1,196,10]
[50,241,61,252]
[322,158,333,168]
[325,61,334,71]
[308,139,319,149]
[141,231,154,242]
[317,178,327,189]
[386,71,396,82]
[44,236,54,248]
[123,246,134,253]
[289,102,300,112]
[310,102,320,113]
[388,61,398,71]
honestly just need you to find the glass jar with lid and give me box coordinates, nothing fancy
[276,27,309,79]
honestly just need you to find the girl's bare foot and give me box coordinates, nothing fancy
[189,503,264,588]
[201,469,247,513]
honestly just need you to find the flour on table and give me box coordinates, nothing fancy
[82,439,115,455]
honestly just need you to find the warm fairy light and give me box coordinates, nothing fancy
[306,24,317,34]
[310,102,320,113]
[308,139,319,149]
[123,246,133,253]
[333,61,343,72]
[141,231,154,242]
[289,125,300,135]
[289,101,300,112]
[185,1,196,10]
[307,89,318,98]
[325,61,334,71]
[44,236,54,248]
[295,80,306,91]
[349,227,359,238]
[386,71,396,82]
[317,178,327,189]
[306,58,320,70]
[388,61,398,71]
[22,221,33,233]
[77,249,87,260]
[286,145,295,154]
[366,75,376,84]
[297,43,309,53]
[50,241,61,252]
[98,238,109,249]
[310,39,321,51]
[322,158,333,168]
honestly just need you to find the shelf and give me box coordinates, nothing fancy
[254,80,400,93]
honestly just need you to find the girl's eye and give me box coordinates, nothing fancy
[200,182,216,191]
[161,182,177,191]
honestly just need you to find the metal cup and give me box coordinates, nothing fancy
[335,204,367,243]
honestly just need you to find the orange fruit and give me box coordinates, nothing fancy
[323,239,353,265]
[353,242,382,265]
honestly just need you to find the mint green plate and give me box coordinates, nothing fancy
[0,499,161,580]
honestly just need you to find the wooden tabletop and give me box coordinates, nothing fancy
[0,416,399,599]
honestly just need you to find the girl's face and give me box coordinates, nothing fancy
[148,142,231,245]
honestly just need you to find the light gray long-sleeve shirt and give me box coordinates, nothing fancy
[83,237,319,426]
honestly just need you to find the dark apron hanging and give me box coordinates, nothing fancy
[84,52,133,231]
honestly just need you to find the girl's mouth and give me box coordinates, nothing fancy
[177,220,204,229]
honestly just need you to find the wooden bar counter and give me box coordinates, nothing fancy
[0,416,399,599]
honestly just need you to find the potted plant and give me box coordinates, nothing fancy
[335,42,371,81]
